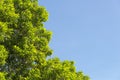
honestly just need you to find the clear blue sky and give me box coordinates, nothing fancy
[39,0,120,80]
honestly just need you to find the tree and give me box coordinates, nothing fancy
[0,0,90,80]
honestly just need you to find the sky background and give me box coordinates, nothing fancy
[39,0,120,80]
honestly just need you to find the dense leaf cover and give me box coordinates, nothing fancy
[0,0,90,80]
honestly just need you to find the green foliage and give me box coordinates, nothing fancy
[0,0,90,80]
[0,72,6,80]
[0,45,8,66]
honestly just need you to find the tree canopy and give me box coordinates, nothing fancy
[0,0,90,80]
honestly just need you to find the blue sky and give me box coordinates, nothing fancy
[39,0,120,80]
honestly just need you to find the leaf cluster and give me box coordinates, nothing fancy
[0,0,90,80]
